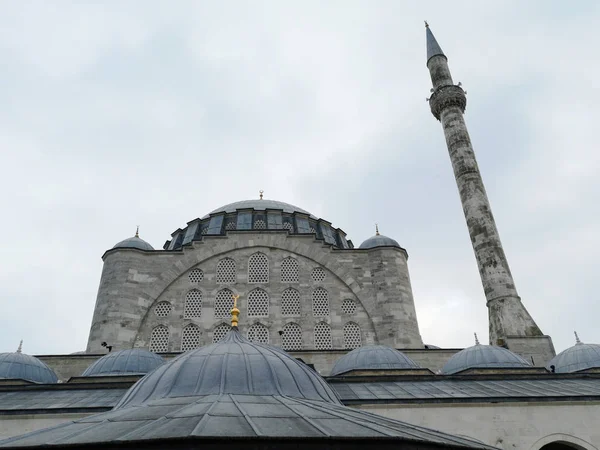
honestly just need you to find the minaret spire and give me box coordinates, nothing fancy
[426,25,543,346]
[16,340,23,353]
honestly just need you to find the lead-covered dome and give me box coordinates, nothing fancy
[547,336,600,373]
[442,344,531,374]
[204,199,315,218]
[113,235,154,251]
[82,349,164,377]
[359,234,401,249]
[331,345,420,376]
[0,352,58,384]
[116,327,340,408]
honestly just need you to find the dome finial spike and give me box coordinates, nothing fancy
[231,294,240,327]
[424,20,429,28]
[375,223,380,236]
[16,340,23,353]
[575,330,581,344]
[474,332,480,345]
[135,225,139,238]
[259,190,264,200]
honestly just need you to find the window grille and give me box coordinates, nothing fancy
[283,222,294,232]
[312,288,330,316]
[254,219,266,229]
[181,324,202,351]
[282,323,302,350]
[343,322,362,349]
[314,322,332,350]
[309,226,316,234]
[247,323,269,344]
[216,258,236,284]
[311,267,326,282]
[154,302,172,318]
[225,221,237,230]
[248,252,269,283]
[214,289,235,318]
[213,324,231,343]
[280,257,299,283]
[184,290,203,318]
[247,289,269,317]
[189,268,204,283]
[281,288,300,316]
[149,326,169,352]
[342,299,356,315]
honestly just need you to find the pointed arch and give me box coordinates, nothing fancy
[312,288,330,316]
[314,322,332,350]
[214,288,234,318]
[181,324,202,351]
[343,322,362,349]
[212,323,231,343]
[281,257,299,283]
[247,288,269,317]
[248,252,269,283]
[184,289,202,318]
[216,258,236,284]
[282,322,302,350]
[281,288,300,316]
[149,325,169,352]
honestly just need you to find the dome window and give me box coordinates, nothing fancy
[314,322,332,350]
[236,211,253,230]
[181,325,202,352]
[296,216,311,233]
[248,252,269,283]
[149,326,169,353]
[184,290,203,319]
[280,257,299,283]
[247,288,269,317]
[214,289,235,318]
[343,322,362,349]
[206,215,224,235]
[281,288,300,316]
[282,323,302,350]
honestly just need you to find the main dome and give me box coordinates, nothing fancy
[203,199,315,219]
[115,327,341,408]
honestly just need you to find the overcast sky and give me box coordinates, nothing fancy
[0,1,598,356]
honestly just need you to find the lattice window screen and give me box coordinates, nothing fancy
[213,324,231,343]
[311,267,326,282]
[343,322,362,349]
[254,219,266,229]
[281,257,299,283]
[184,290,203,318]
[282,323,302,350]
[312,288,330,316]
[189,269,204,283]
[342,299,356,315]
[225,221,237,231]
[283,222,294,232]
[154,302,172,318]
[248,253,269,283]
[214,289,235,318]
[149,326,169,352]
[248,289,269,317]
[181,325,202,351]
[314,322,332,350]
[247,323,269,344]
[216,258,236,284]
[281,288,300,316]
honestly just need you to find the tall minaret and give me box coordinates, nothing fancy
[425,23,543,346]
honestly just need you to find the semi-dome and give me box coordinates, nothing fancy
[204,199,315,218]
[442,344,531,375]
[82,349,164,377]
[547,334,600,373]
[116,327,341,408]
[113,231,154,251]
[0,352,58,384]
[331,345,420,376]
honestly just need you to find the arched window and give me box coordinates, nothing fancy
[248,252,269,283]
[188,268,204,283]
[314,322,332,350]
[149,325,169,352]
[281,257,299,283]
[184,290,202,318]
[341,299,356,315]
[282,323,302,350]
[312,288,330,316]
[247,289,269,317]
[281,288,300,316]
[154,301,172,318]
[213,323,231,343]
[343,322,362,349]
[247,323,269,344]
[181,324,202,351]
[216,258,236,284]
[215,288,235,318]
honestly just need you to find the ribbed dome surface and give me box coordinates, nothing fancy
[113,235,154,251]
[0,352,58,384]
[548,342,600,373]
[204,199,314,218]
[115,328,340,408]
[442,344,531,374]
[82,349,164,377]
[331,345,420,376]
[359,234,401,249]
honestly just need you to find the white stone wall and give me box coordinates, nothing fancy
[356,402,600,450]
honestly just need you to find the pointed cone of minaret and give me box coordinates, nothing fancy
[426,23,446,64]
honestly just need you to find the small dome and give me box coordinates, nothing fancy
[442,344,531,374]
[113,235,154,251]
[115,327,340,408]
[331,345,420,376]
[547,339,600,373]
[0,352,58,384]
[359,234,400,249]
[82,349,164,377]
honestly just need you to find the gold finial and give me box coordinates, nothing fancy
[259,190,264,200]
[375,224,380,236]
[424,20,429,28]
[474,332,480,345]
[135,225,139,238]
[16,340,23,353]
[231,294,240,327]
[575,331,581,344]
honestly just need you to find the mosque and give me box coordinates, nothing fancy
[1,26,599,450]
